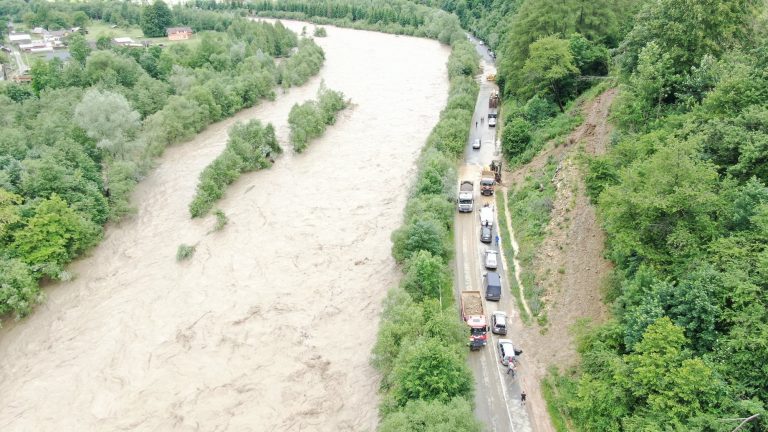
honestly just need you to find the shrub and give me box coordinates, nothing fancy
[213,209,228,231]
[176,244,196,261]
[401,251,451,302]
[288,84,348,152]
[389,337,473,407]
[391,219,449,264]
[0,257,42,319]
[403,193,454,230]
[379,398,482,432]
[313,26,327,37]
[279,38,325,88]
[524,95,559,125]
[502,117,532,159]
[10,194,102,277]
[189,120,280,217]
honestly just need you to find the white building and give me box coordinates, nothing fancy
[8,33,32,44]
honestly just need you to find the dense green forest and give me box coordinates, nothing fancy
[0,1,325,319]
[567,0,768,429]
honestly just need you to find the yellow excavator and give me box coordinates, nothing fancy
[486,73,496,82]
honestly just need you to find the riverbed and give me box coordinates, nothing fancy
[0,21,450,431]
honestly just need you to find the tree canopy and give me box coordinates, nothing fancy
[141,0,173,38]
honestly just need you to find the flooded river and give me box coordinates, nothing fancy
[0,21,450,431]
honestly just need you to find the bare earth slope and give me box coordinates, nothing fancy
[0,23,450,432]
[506,88,617,431]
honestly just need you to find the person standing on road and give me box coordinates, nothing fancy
[495,235,500,246]
[506,361,516,376]
[521,390,527,406]
[476,120,478,128]
[481,117,484,125]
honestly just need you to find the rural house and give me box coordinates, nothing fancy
[166,26,193,41]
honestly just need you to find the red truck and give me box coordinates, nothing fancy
[461,291,488,350]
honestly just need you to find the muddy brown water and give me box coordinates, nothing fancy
[0,22,450,431]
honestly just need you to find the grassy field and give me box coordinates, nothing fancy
[85,21,197,46]
[85,21,145,42]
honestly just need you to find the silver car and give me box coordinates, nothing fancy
[472,138,481,149]
[484,249,498,269]
[498,339,516,366]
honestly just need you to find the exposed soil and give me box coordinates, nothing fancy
[0,22,450,431]
[503,88,618,431]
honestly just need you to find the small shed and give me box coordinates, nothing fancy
[113,37,135,46]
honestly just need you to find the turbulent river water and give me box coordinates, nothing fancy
[0,22,450,431]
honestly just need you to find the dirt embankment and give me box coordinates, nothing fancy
[0,22,451,432]
[506,88,617,430]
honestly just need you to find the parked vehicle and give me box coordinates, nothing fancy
[480,226,492,243]
[480,204,494,227]
[480,170,496,196]
[498,338,518,365]
[461,291,488,350]
[472,138,481,150]
[489,90,499,109]
[484,249,498,269]
[488,117,497,127]
[489,160,503,184]
[484,271,501,301]
[492,311,507,335]
[457,181,474,212]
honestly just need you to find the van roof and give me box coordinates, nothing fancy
[486,272,500,284]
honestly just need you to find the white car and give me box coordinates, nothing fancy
[498,339,516,366]
[488,117,497,127]
[484,249,498,269]
[472,138,481,150]
[492,311,507,335]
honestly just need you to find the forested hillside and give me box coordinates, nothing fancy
[430,0,768,429]
[568,1,768,429]
[0,1,324,319]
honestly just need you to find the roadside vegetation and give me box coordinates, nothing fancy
[0,2,324,320]
[288,84,348,153]
[506,158,557,323]
[495,192,530,324]
[378,32,481,425]
[189,120,280,218]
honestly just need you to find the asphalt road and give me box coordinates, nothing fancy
[454,36,533,432]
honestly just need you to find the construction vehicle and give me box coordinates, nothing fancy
[480,169,496,196]
[486,73,495,82]
[490,160,502,184]
[457,181,474,212]
[489,90,499,109]
[461,291,488,350]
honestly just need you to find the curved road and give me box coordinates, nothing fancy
[455,36,533,432]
